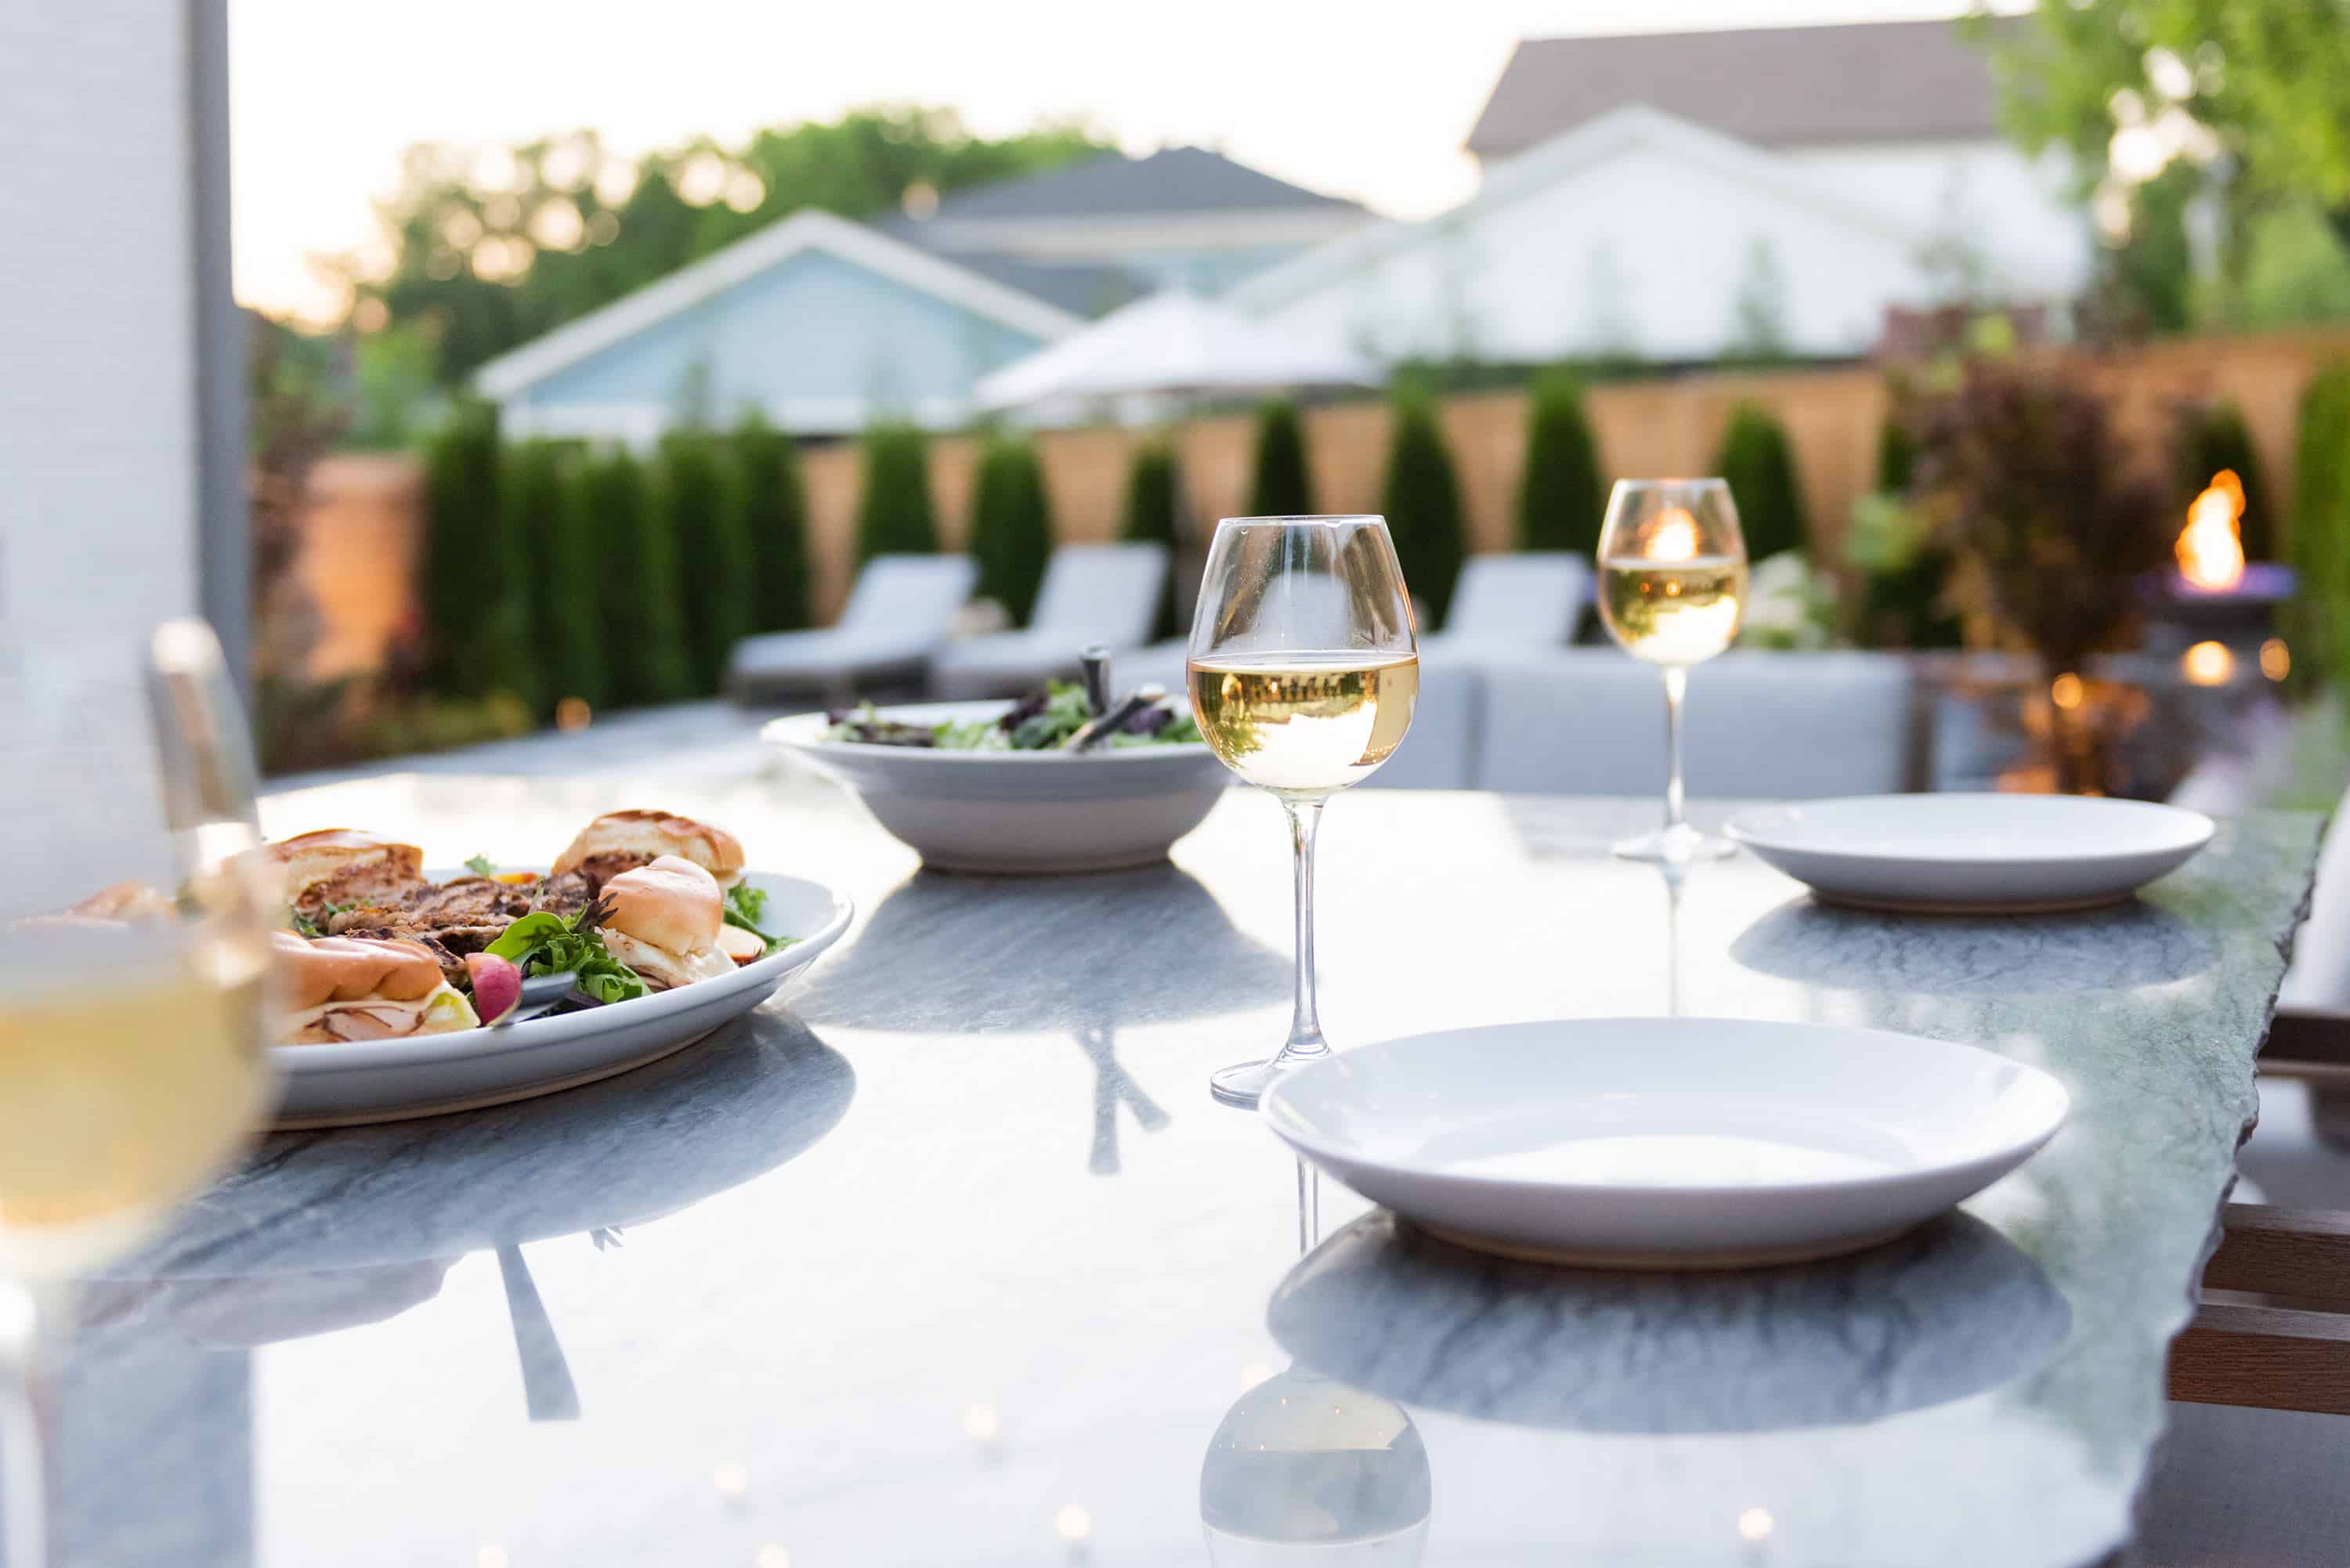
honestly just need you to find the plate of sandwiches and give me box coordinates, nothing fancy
[262,809,851,1126]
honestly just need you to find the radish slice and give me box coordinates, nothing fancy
[465,952,523,1024]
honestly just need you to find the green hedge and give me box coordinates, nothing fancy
[1122,440,1182,639]
[574,446,690,707]
[1516,370,1604,554]
[971,432,1055,624]
[2292,367,2350,694]
[657,430,754,692]
[2178,399,2274,562]
[498,439,578,717]
[855,423,940,562]
[1876,414,1918,494]
[1381,390,1467,627]
[734,411,812,633]
[421,400,537,701]
[1714,400,1809,561]
[1247,398,1314,517]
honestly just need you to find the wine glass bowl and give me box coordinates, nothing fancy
[1188,517,1419,1107]
[1594,480,1748,863]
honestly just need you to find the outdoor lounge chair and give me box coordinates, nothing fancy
[1419,551,1593,650]
[1471,647,1919,797]
[928,542,1169,700]
[726,554,977,705]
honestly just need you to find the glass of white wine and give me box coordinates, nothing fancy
[1188,516,1419,1107]
[1595,479,1749,863]
[0,620,277,1566]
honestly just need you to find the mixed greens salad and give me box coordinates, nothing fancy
[825,681,1202,752]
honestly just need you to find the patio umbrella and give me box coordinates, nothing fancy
[973,288,1379,414]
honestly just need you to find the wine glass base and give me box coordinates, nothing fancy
[1612,824,1738,864]
[1209,1053,1325,1109]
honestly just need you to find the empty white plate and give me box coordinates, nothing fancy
[1262,1018,2068,1269]
[1725,793,2214,914]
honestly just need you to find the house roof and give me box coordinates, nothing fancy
[907,145,1362,222]
[1231,104,1929,316]
[472,208,1084,400]
[1466,18,2013,161]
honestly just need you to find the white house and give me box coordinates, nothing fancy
[1232,19,2092,364]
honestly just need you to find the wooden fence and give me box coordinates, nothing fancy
[302,323,2350,669]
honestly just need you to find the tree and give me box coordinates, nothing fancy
[855,423,940,562]
[336,111,1114,387]
[577,445,689,706]
[2177,399,2274,561]
[1121,441,1184,639]
[1876,412,1918,494]
[501,439,581,716]
[733,410,811,633]
[970,432,1055,624]
[1516,370,1605,554]
[1723,238,1793,364]
[658,429,754,692]
[1713,402,1809,562]
[421,400,538,705]
[1380,391,1468,627]
[1247,399,1314,517]
[526,443,609,713]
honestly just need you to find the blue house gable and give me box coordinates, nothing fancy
[476,209,1081,440]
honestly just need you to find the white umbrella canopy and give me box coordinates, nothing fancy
[973,288,1379,415]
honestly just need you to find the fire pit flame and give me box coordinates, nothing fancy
[2176,471,2247,593]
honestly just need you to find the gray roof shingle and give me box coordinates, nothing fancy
[1466,19,2014,161]
[911,145,1361,221]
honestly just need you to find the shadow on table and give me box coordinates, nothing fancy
[1730,894,2218,995]
[1267,1210,2069,1433]
[804,864,1290,1174]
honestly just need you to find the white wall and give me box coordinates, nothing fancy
[0,2,204,641]
[1785,139,2091,299]
[1251,139,1935,364]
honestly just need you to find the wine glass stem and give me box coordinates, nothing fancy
[0,1278,50,1568]
[1278,797,1329,1067]
[1661,665,1689,832]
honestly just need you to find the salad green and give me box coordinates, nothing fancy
[825,681,1201,752]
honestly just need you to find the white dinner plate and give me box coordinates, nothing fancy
[270,871,853,1128]
[1263,1019,2068,1270]
[765,703,1228,874]
[1724,793,2215,914]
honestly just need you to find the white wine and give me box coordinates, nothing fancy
[0,927,271,1277]
[1599,555,1748,665]
[1188,653,1420,796]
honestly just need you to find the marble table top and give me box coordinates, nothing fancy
[41,758,2323,1568]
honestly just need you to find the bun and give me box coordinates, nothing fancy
[552,811,743,889]
[270,930,478,1043]
[599,857,732,989]
[266,830,425,917]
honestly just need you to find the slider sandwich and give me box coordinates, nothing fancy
[595,856,737,991]
[265,830,426,923]
[553,810,743,893]
[272,930,479,1043]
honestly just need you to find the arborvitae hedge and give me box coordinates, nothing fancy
[855,423,940,562]
[1713,400,1809,561]
[734,411,811,633]
[1516,370,1604,554]
[422,400,537,701]
[2291,367,2350,692]
[658,429,754,692]
[1247,398,1314,517]
[497,439,575,717]
[1121,440,1182,640]
[970,432,1054,625]
[1380,390,1468,627]
[2178,399,2274,562]
[535,444,609,714]
[579,446,690,707]
[1876,414,1918,494]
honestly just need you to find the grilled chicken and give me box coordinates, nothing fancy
[327,873,594,986]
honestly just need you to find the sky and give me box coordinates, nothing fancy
[230,0,1999,323]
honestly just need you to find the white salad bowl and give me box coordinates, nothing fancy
[764,702,1231,874]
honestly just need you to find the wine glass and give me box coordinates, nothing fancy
[1594,479,1748,862]
[1188,516,1419,1107]
[0,620,276,1566]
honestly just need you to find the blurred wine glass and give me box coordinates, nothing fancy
[1201,1369,1431,1567]
[1187,517,1419,1107]
[1594,479,1748,862]
[0,620,276,1565]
